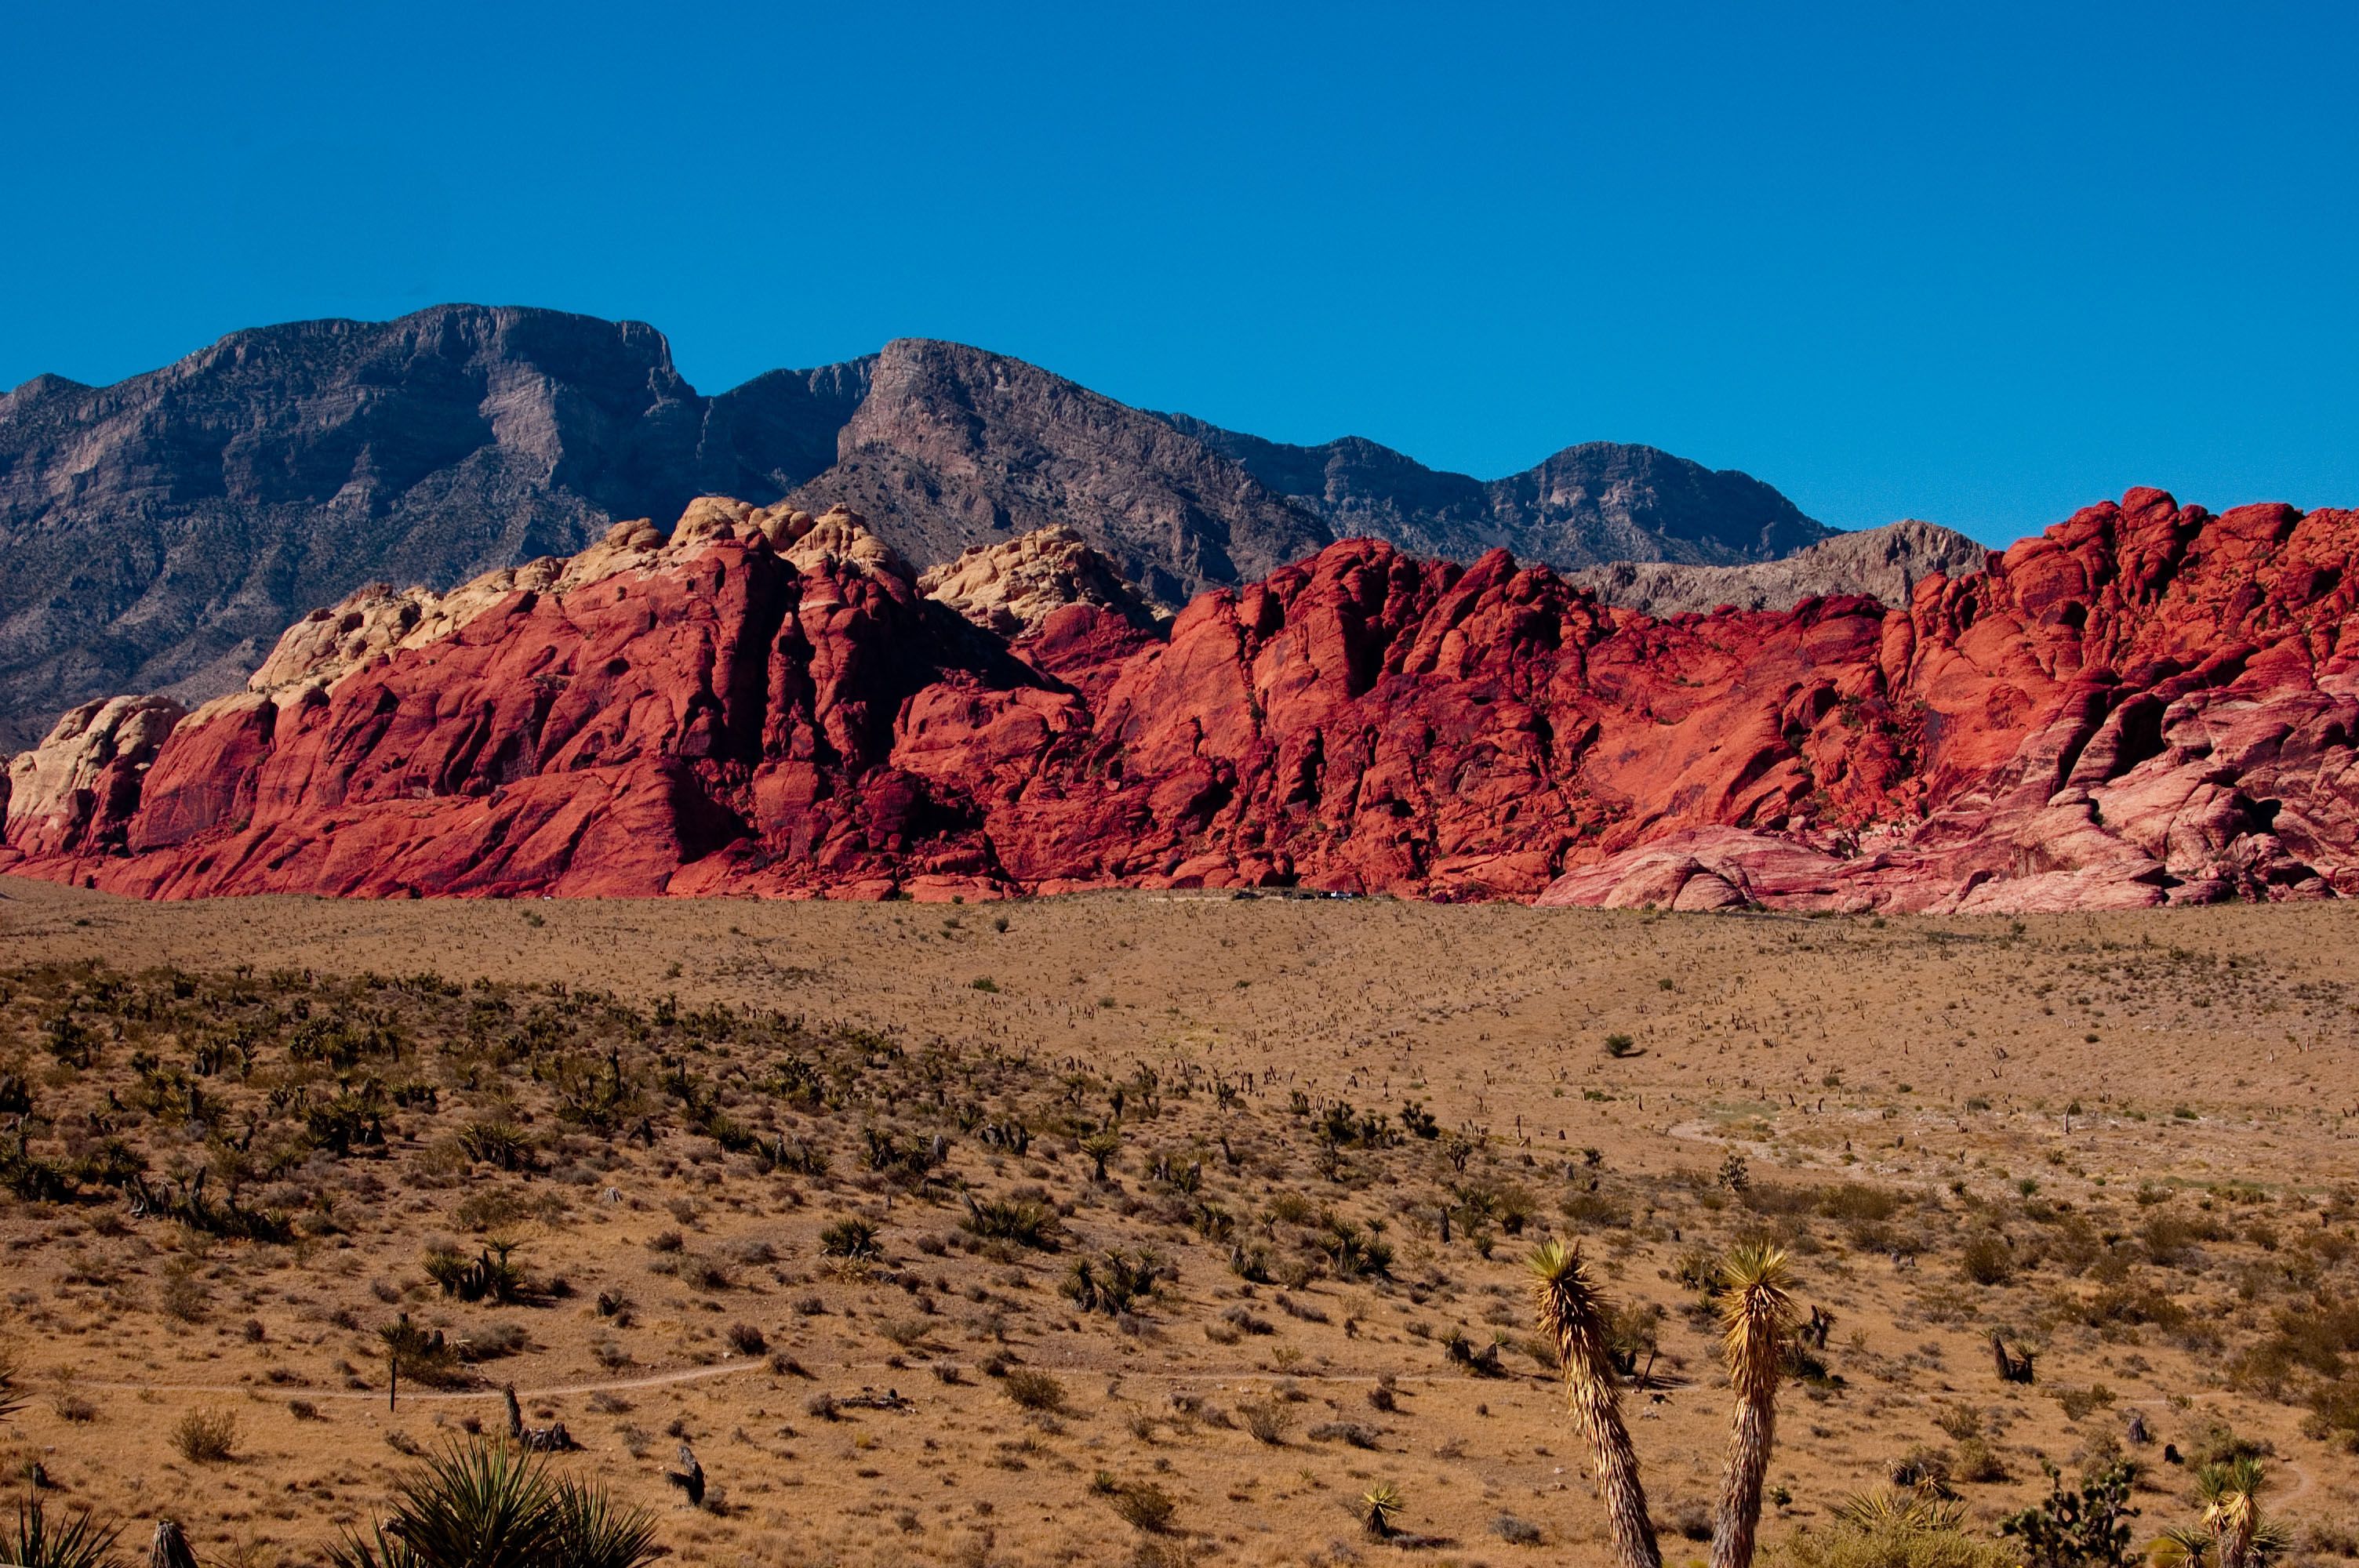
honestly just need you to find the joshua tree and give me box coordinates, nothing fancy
[1529,1240,1661,1568]
[1710,1243,1797,1568]
[2197,1457,2267,1568]
[1080,1128,1123,1183]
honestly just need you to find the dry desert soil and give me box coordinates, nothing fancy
[2,875,2358,1567]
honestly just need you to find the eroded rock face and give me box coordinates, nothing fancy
[2,488,2354,910]
[918,527,1161,637]
[5,695,188,859]
[1567,520,1989,617]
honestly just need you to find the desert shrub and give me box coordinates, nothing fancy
[1492,1512,1543,1545]
[1095,1475,1177,1534]
[2074,1283,2190,1338]
[725,1323,766,1356]
[1238,1396,1294,1445]
[2181,1420,2271,1470]
[1960,1232,2015,1287]
[1605,1300,1663,1377]
[383,1315,471,1389]
[682,1258,734,1292]
[171,1406,240,1462]
[880,1316,933,1350]
[1954,1439,2009,1483]
[2234,1296,2359,1394]
[1266,1191,1315,1225]
[1560,1186,1630,1227]
[1773,1519,2016,1568]
[463,1321,529,1361]
[1308,1421,1381,1449]
[1000,1368,1067,1412]
[158,1261,212,1322]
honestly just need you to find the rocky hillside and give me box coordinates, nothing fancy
[1164,416,1834,567]
[789,340,1328,605]
[0,307,869,746]
[0,305,1831,746]
[3,488,2351,913]
[1567,519,1988,615]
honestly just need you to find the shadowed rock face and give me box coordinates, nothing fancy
[2,488,2354,913]
[0,307,1831,748]
[791,341,1331,606]
[0,306,872,747]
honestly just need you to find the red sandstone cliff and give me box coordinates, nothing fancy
[3,488,2354,910]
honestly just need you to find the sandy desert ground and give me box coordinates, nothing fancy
[3,875,2358,1567]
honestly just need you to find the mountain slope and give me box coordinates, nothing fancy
[0,305,1830,747]
[787,339,1330,604]
[1164,415,1834,567]
[0,305,867,746]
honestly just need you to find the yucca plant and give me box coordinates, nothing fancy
[545,1478,663,1568]
[2150,1517,2293,1568]
[1530,1240,1660,1568]
[1835,1489,1967,1534]
[8,1488,125,1568]
[328,1435,661,1568]
[2195,1458,2268,1568]
[1710,1243,1797,1568]
[1361,1483,1404,1540]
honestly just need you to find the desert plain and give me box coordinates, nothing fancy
[2,875,2357,1566]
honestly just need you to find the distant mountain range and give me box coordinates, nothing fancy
[0,303,1947,746]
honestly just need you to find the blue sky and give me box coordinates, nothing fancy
[4,2,2354,548]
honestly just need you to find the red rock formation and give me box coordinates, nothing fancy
[2,488,2354,909]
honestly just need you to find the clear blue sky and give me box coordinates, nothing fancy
[5,2,2354,548]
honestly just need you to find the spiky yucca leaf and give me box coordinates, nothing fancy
[2150,1514,2293,1568]
[547,1478,663,1568]
[1833,1489,1966,1534]
[326,1525,423,1568]
[1530,1240,1661,1568]
[9,1490,125,1568]
[1710,1243,1797,1568]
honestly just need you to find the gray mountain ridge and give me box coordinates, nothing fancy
[0,302,1903,749]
